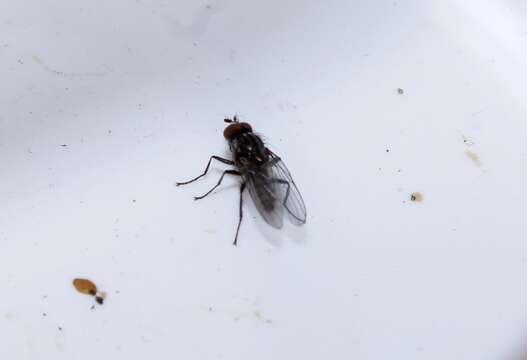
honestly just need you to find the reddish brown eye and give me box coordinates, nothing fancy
[223,122,253,139]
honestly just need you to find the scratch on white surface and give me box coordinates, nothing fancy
[203,305,272,324]
[163,2,223,38]
[233,311,272,324]
[32,55,107,77]
[470,108,487,117]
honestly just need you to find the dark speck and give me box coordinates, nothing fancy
[60,144,67,147]
[58,326,62,331]
[397,88,404,94]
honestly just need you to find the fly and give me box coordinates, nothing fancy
[176,116,307,245]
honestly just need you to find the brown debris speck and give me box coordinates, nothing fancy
[410,192,423,202]
[73,278,106,306]
[73,278,97,295]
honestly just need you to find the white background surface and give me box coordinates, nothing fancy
[1,0,527,359]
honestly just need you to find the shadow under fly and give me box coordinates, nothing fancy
[176,116,307,246]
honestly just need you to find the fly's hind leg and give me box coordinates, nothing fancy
[194,170,241,200]
[272,178,304,223]
[176,156,234,186]
[271,179,291,204]
[233,182,246,246]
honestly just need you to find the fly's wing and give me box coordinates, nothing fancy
[267,150,307,225]
[244,168,284,229]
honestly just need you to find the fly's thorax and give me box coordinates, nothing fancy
[229,132,269,169]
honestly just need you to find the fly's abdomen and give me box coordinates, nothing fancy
[254,179,276,211]
[243,169,284,229]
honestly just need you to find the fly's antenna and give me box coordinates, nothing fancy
[224,115,239,124]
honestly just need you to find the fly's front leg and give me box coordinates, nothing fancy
[194,170,241,200]
[233,182,246,246]
[176,156,234,186]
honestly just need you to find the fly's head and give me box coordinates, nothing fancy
[223,116,253,141]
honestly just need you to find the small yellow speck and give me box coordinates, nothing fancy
[466,150,481,166]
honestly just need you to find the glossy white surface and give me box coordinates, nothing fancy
[2,1,527,359]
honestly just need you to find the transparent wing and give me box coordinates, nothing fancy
[244,169,284,229]
[243,149,307,229]
[267,150,307,225]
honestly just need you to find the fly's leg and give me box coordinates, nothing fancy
[194,170,241,200]
[272,178,305,223]
[176,156,234,186]
[233,182,246,246]
[272,179,291,205]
